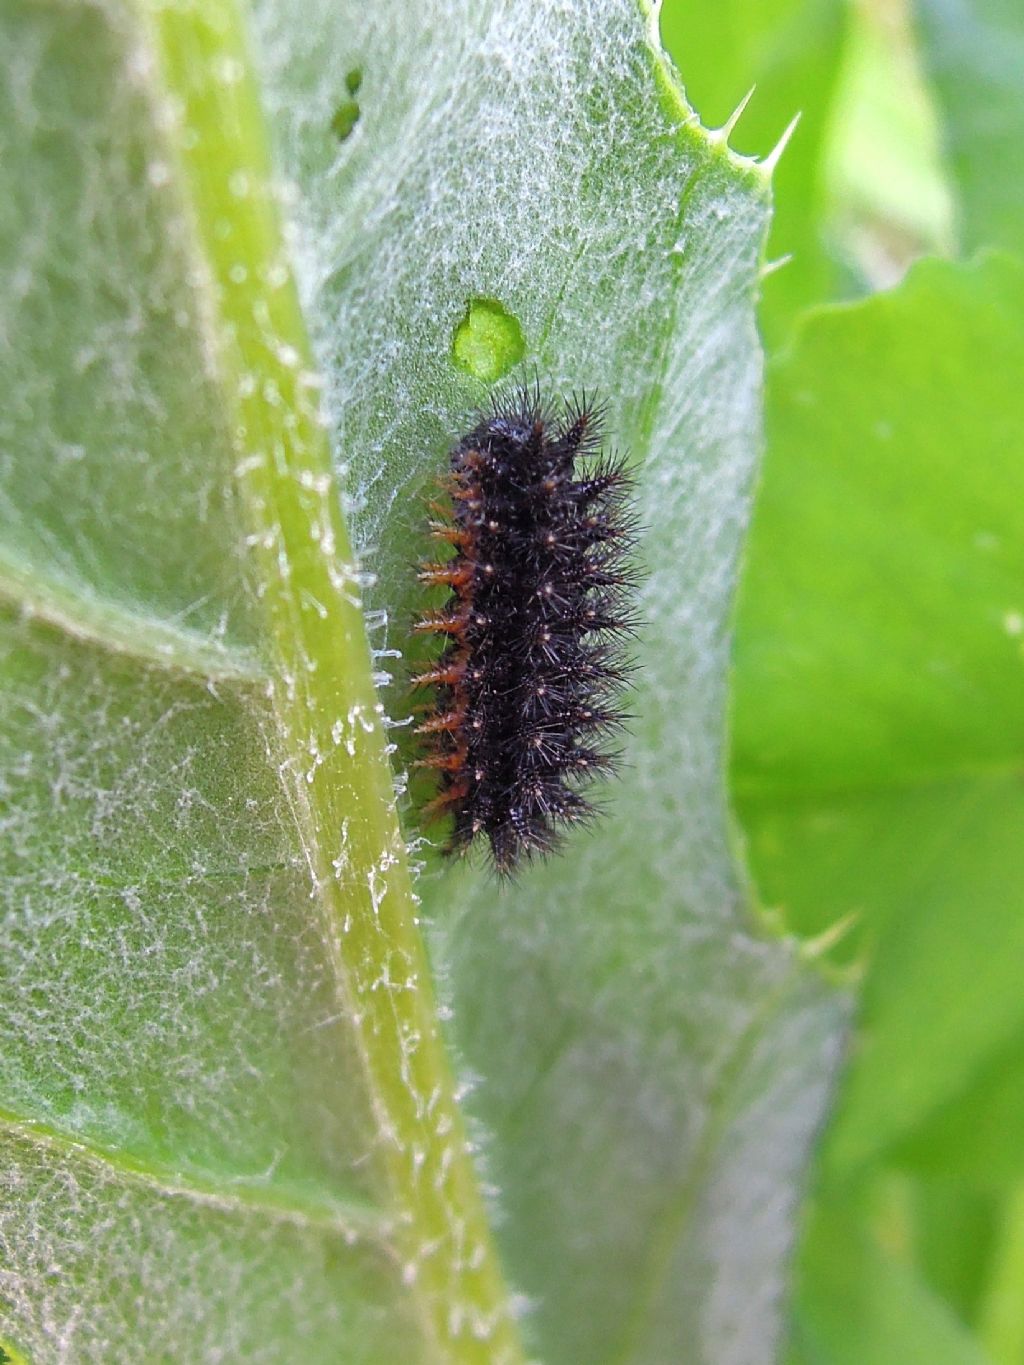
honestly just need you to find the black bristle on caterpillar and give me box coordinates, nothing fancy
[411,385,639,876]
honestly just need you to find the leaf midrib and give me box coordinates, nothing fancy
[129,4,529,1361]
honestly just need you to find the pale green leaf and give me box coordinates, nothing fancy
[0,1,845,1361]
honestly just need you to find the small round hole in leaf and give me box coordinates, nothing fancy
[331,70,364,141]
[451,299,525,383]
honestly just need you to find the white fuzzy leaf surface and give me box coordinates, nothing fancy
[0,1,846,1362]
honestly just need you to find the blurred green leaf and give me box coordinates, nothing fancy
[789,1198,992,1365]
[896,1033,1024,1181]
[916,0,1024,253]
[0,0,845,1361]
[909,1180,1001,1329]
[825,0,956,285]
[976,1184,1024,1363]
[732,252,1024,1176]
[660,0,847,341]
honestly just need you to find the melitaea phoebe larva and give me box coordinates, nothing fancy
[412,385,639,876]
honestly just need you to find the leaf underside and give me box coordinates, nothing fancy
[0,2,845,1362]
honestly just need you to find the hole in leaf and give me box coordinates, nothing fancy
[331,69,364,142]
[451,298,526,383]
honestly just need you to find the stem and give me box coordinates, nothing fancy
[139,3,526,1359]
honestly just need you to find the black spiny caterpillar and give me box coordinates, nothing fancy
[412,387,639,876]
